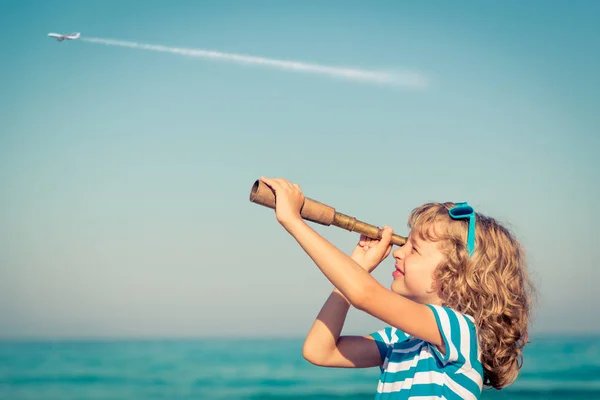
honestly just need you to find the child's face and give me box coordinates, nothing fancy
[390,229,445,305]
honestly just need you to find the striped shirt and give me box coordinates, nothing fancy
[369,304,483,399]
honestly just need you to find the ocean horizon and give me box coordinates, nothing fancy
[1,334,599,399]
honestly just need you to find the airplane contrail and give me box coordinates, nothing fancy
[81,36,429,89]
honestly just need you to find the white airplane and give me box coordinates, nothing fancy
[47,32,81,42]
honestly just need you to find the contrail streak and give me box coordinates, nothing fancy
[81,36,429,89]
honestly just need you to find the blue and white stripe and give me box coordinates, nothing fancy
[370,305,483,399]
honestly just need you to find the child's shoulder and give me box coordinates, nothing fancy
[426,304,477,331]
[370,304,481,366]
[370,305,484,398]
[425,304,481,366]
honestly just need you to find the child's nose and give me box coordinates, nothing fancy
[393,245,406,259]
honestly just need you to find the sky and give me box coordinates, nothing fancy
[1,0,598,339]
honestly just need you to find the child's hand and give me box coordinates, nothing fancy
[259,176,305,227]
[350,226,394,273]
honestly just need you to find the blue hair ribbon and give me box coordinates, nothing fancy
[448,202,476,257]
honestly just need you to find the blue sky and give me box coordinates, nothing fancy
[1,0,598,338]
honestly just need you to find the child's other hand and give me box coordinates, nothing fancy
[259,176,305,227]
[350,226,393,273]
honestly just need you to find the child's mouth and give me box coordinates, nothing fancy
[393,265,404,278]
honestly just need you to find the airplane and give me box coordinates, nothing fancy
[47,32,81,42]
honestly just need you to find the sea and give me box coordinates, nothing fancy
[1,335,598,400]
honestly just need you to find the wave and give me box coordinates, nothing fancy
[2,374,169,387]
[520,365,600,381]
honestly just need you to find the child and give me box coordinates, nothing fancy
[259,177,534,399]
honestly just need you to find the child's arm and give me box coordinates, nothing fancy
[291,218,444,352]
[303,233,392,368]
[302,288,382,368]
[259,177,444,352]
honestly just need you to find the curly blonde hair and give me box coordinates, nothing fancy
[407,202,535,390]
